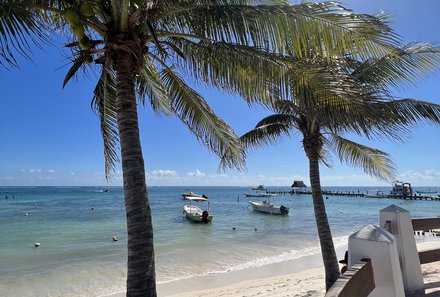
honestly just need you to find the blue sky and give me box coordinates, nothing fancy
[1,0,440,187]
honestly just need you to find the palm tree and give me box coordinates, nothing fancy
[0,0,48,68]
[26,1,403,296]
[235,42,440,290]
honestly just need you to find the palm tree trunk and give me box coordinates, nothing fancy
[114,53,157,296]
[305,138,340,291]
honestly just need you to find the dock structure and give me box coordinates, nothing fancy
[267,180,439,201]
[266,190,440,201]
[291,180,307,193]
[294,190,364,197]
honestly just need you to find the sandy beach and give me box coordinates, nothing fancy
[108,248,340,297]
[166,267,325,297]
[163,262,440,297]
[106,247,340,297]
[108,248,440,297]
[155,248,338,297]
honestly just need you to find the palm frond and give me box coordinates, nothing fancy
[319,136,333,168]
[240,121,291,151]
[92,66,120,178]
[254,113,299,130]
[160,65,246,169]
[0,0,47,67]
[137,56,173,115]
[158,2,399,59]
[63,52,93,87]
[353,42,440,92]
[375,99,440,127]
[220,121,291,168]
[172,39,287,106]
[329,134,396,181]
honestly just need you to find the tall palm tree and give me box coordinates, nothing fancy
[28,1,403,296]
[235,42,440,290]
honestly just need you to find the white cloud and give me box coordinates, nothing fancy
[48,169,56,173]
[150,170,178,177]
[3,176,14,180]
[398,169,440,184]
[70,171,76,176]
[29,169,42,174]
[187,169,206,177]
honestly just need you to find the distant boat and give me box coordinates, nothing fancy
[245,185,276,198]
[103,188,109,193]
[251,185,267,191]
[390,181,413,197]
[249,200,289,215]
[364,191,386,198]
[181,191,208,200]
[183,196,212,223]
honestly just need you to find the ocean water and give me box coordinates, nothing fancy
[1,186,439,297]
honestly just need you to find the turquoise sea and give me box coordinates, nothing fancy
[1,186,439,297]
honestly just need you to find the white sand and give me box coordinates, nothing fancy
[108,252,440,297]
[421,262,440,296]
[154,247,346,297]
[107,249,337,297]
[166,262,440,297]
[167,267,325,297]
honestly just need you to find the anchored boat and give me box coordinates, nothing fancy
[390,181,413,198]
[249,198,289,215]
[245,185,277,198]
[181,191,208,200]
[183,196,213,223]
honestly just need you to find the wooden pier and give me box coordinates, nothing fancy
[267,190,440,201]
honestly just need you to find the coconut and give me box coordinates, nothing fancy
[79,36,92,50]
[63,9,81,26]
[71,25,85,39]
[79,3,94,18]
[85,55,93,64]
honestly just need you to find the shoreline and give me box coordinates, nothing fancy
[106,248,440,297]
[107,247,347,297]
[166,267,325,297]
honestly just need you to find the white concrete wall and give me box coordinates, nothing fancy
[380,205,424,293]
[348,224,405,297]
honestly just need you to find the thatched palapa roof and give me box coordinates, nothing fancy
[291,180,307,188]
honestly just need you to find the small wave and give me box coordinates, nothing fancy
[157,235,348,284]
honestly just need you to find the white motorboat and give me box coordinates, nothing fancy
[251,185,267,191]
[183,197,213,223]
[181,191,208,200]
[390,181,413,197]
[249,200,289,215]
[245,185,276,198]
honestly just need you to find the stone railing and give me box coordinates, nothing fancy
[412,217,440,264]
[325,259,374,297]
[325,214,440,297]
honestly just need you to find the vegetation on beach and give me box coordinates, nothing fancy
[2,0,440,295]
